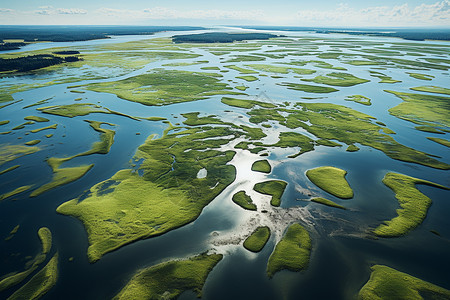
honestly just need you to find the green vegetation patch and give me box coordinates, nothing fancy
[84,69,233,106]
[358,265,450,300]
[306,166,353,199]
[410,85,450,95]
[31,164,94,197]
[407,72,434,81]
[57,125,237,262]
[373,172,449,237]
[24,116,49,122]
[7,253,59,300]
[243,226,271,252]
[345,95,371,106]
[427,137,450,147]
[25,140,41,146]
[30,124,57,133]
[415,126,444,134]
[346,145,360,152]
[0,164,20,175]
[0,185,32,201]
[302,72,369,87]
[311,197,346,209]
[236,75,258,82]
[38,103,137,120]
[254,180,287,207]
[280,83,338,93]
[114,253,222,300]
[245,64,315,75]
[251,160,271,173]
[247,102,449,169]
[224,65,258,74]
[0,144,39,166]
[221,97,276,109]
[0,120,10,126]
[225,55,266,63]
[369,71,401,84]
[267,223,311,277]
[232,191,257,211]
[385,90,450,127]
[38,227,52,254]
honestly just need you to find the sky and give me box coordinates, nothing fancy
[0,0,449,27]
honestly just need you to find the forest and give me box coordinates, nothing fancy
[172,32,281,43]
[0,54,80,72]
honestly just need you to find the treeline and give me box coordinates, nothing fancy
[0,42,27,51]
[0,26,205,43]
[172,32,281,43]
[0,54,81,72]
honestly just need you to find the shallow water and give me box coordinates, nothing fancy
[0,28,449,299]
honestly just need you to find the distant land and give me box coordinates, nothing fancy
[172,32,282,43]
[0,25,204,49]
[240,26,450,41]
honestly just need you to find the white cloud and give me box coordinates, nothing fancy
[97,6,266,21]
[296,0,450,26]
[0,8,14,13]
[35,7,87,15]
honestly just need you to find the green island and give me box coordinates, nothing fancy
[0,120,10,126]
[83,69,238,106]
[24,116,49,122]
[0,144,39,166]
[0,185,33,201]
[267,223,311,277]
[345,95,371,106]
[232,191,257,211]
[306,166,353,199]
[57,125,237,262]
[369,71,401,84]
[38,103,138,120]
[12,121,34,130]
[25,140,41,146]
[236,75,258,82]
[373,172,449,237]
[410,85,450,95]
[407,72,434,80]
[38,227,52,254]
[224,65,258,74]
[114,253,223,299]
[310,197,346,210]
[302,72,370,87]
[243,226,271,252]
[415,126,444,134]
[245,64,315,75]
[7,253,59,300]
[30,124,57,133]
[427,137,450,147]
[346,145,360,152]
[253,180,287,207]
[385,90,450,127]
[0,227,53,293]
[279,83,338,93]
[0,165,20,176]
[251,160,272,173]
[358,265,450,299]
[221,97,276,109]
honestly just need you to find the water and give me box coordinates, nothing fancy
[1,28,449,299]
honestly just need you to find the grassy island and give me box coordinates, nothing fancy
[280,83,338,93]
[311,197,346,210]
[306,166,353,199]
[243,226,271,252]
[57,125,237,262]
[345,95,371,106]
[7,253,59,300]
[253,180,287,207]
[232,191,257,211]
[251,160,271,173]
[302,72,370,87]
[267,223,311,277]
[427,137,450,147]
[114,253,223,299]
[0,144,39,166]
[373,172,449,237]
[359,265,450,299]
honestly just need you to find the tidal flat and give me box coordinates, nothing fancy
[0,28,449,300]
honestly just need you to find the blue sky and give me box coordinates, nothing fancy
[1,0,449,27]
